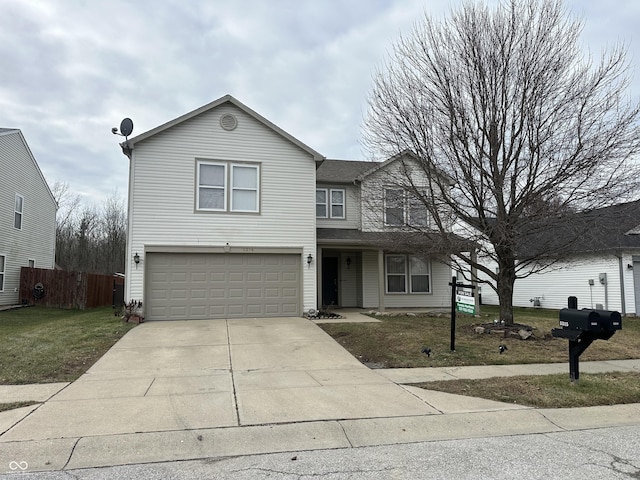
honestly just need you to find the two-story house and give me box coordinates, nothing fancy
[0,128,57,306]
[121,95,451,320]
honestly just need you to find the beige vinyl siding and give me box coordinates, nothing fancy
[361,250,380,308]
[316,184,361,229]
[126,103,317,312]
[0,131,56,305]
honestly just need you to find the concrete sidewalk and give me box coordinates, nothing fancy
[378,359,640,383]
[1,317,639,474]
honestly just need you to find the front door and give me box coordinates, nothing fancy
[322,256,339,307]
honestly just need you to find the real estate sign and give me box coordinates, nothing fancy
[455,292,475,315]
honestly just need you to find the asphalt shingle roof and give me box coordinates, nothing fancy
[511,200,640,259]
[316,159,377,183]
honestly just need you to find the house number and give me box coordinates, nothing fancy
[242,248,254,252]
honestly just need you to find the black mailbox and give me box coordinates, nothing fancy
[593,309,622,331]
[558,308,601,332]
[558,308,622,333]
[553,305,622,382]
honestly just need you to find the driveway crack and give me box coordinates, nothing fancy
[226,319,241,426]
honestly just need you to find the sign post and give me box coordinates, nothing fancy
[449,276,476,351]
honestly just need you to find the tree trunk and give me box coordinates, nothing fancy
[496,254,516,325]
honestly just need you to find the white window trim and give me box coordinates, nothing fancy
[384,188,405,226]
[329,188,345,219]
[385,254,432,294]
[196,161,260,213]
[316,188,328,218]
[230,164,260,213]
[0,254,6,292]
[317,188,346,219]
[14,193,24,230]
[28,258,36,268]
[197,161,227,211]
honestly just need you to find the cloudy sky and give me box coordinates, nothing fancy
[2,0,639,206]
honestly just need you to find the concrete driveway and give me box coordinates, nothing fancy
[1,317,445,443]
[5,316,637,473]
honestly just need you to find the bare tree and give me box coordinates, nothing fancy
[52,181,81,236]
[53,185,127,275]
[363,0,640,323]
[99,190,127,274]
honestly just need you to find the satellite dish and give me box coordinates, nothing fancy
[119,118,133,137]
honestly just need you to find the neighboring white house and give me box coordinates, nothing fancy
[477,201,640,315]
[0,128,57,306]
[121,95,453,320]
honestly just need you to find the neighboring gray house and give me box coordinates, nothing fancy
[121,95,453,320]
[478,201,640,315]
[0,129,57,306]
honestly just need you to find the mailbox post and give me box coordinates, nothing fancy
[551,306,622,382]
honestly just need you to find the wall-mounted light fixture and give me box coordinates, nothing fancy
[346,256,352,269]
[133,252,140,268]
[307,254,313,268]
[628,263,634,270]
[224,242,231,253]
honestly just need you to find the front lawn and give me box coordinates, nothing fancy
[414,371,640,408]
[0,306,136,384]
[319,306,640,368]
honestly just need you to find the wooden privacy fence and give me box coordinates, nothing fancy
[20,267,125,309]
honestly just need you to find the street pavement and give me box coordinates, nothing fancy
[1,426,638,479]
[0,315,638,475]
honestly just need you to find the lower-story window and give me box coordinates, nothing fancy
[385,254,431,294]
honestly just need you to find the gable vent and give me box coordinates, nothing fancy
[220,113,238,131]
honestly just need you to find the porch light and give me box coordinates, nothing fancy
[133,252,140,268]
[346,257,351,269]
[307,254,313,267]
[628,263,634,270]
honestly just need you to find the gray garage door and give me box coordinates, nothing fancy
[146,252,301,320]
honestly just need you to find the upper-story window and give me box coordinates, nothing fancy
[384,188,429,227]
[316,188,345,219]
[408,195,429,226]
[197,161,259,213]
[384,188,404,226]
[14,194,23,230]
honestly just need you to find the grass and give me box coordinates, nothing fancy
[413,371,640,408]
[0,306,136,385]
[319,306,640,368]
[0,402,39,413]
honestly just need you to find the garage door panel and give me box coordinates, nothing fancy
[265,272,279,282]
[229,272,244,282]
[282,303,298,314]
[191,272,207,283]
[211,272,225,282]
[190,289,206,299]
[282,272,297,282]
[146,253,301,320]
[282,288,297,297]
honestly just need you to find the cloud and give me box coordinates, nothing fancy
[1,0,638,206]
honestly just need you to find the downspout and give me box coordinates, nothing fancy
[616,253,626,315]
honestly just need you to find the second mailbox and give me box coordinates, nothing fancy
[558,308,622,332]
